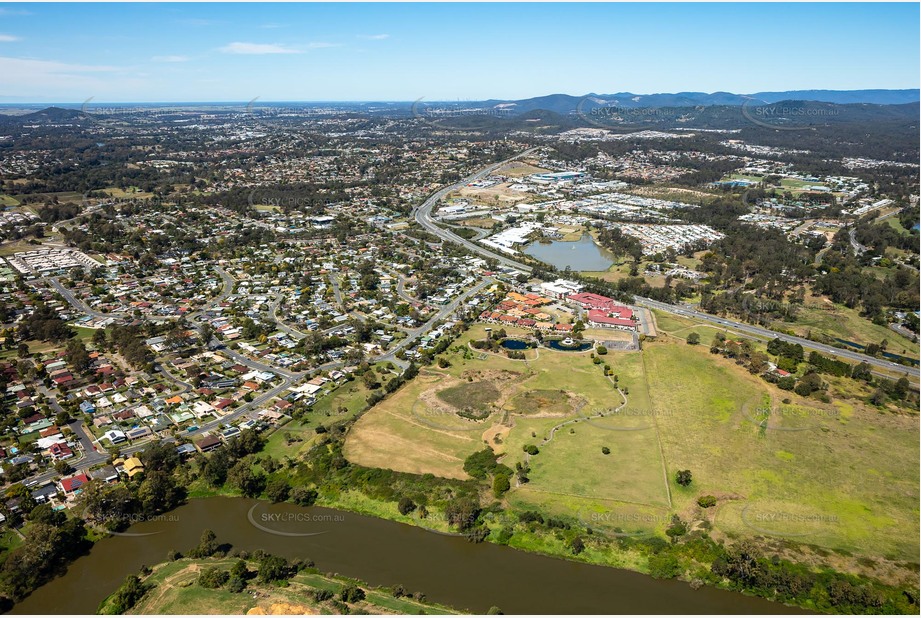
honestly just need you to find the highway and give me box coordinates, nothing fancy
[413,147,541,273]
[635,297,918,378]
[413,149,919,380]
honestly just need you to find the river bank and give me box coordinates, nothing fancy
[98,555,462,615]
[13,497,798,615]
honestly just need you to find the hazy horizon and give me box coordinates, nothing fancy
[1,87,919,108]
[0,2,918,103]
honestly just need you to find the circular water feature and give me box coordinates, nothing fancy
[546,338,593,352]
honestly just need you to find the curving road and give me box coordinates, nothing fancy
[413,149,919,380]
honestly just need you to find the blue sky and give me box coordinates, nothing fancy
[0,2,917,102]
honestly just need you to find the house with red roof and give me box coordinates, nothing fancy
[52,373,74,386]
[58,472,90,495]
[49,442,74,460]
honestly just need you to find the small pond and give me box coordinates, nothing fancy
[546,339,593,352]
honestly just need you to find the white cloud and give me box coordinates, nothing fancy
[0,9,31,16]
[358,34,390,40]
[306,42,340,49]
[0,56,128,99]
[218,42,301,55]
[152,55,189,63]
[0,56,118,74]
[0,35,20,42]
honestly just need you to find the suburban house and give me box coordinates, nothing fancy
[48,442,74,460]
[58,472,90,496]
[122,457,145,478]
[31,483,60,504]
[89,465,119,483]
[196,435,222,453]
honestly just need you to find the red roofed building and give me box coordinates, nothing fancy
[22,412,45,425]
[49,442,74,460]
[214,398,234,410]
[586,309,637,331]
[39,426,61,438]
[58,472,90,495]
[567,292,622,311]
[52,373,74,386]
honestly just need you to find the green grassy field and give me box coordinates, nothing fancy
[103,187,155,200]
[650,310,724,343]
[310,377,373,420]
[346,319,919,569]
[347,325,674,524]
[345,324,622,479]
[258,376,377,462]
[885,216,912,235]
[778,297,918,358]
[0,239,43,257]
[641,340,918,561]
[11,190,84,203]
[438,380,501,410]
[342,367,490,479]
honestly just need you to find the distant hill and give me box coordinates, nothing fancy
[468,89,921,115]
[401,100,919,137]
[0,106,95,129]
[750,89,920,105]
[20,106,90,122]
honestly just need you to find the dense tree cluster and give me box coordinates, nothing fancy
[107,324,154,370]
[0,506,90,602]
[16,302,72,342]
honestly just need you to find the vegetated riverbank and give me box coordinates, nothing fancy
[99,553,463,615]
[183,415,915,615]
[8,415,915,615]
[15,497,791,615]
[4,330,917,615]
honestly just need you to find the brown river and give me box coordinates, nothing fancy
[13,498,802,614]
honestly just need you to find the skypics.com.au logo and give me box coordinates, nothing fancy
[739,504,840,539]
[247,504,340,537]
[740,97,840,132]
[105,512,180,537]
[741,404,839,432]
[411,98,515,131]
[576,508,671,538]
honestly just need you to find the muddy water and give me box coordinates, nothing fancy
[13,498,800,615]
